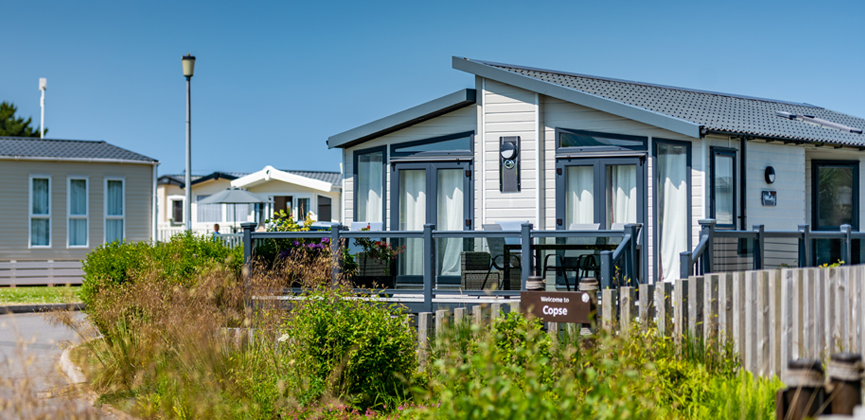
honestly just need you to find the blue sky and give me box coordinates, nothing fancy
[2,0,863,176]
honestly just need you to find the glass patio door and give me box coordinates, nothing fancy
[392,162,472,285]
[556,157,645,230]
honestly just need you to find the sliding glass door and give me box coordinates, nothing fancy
[655,140,691,282]
[392,161,472,285]
[556,157,646,231]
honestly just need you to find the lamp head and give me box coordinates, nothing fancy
[182,53,196,78]
[765,166,776,184]
[39,78,47,91]
[500,141,518,160]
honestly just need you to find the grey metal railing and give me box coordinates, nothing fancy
[240,222,643,312]
[680,220,861,278]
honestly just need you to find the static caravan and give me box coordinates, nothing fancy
[327,58,865,286]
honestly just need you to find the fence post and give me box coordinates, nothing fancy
[803,268,816,357]
[799,224,811,267]
[620,286,636,336]
[602,289,618,331]
[674,279,689,343]
[625,224,641,285]
[639,283,655,329]
[680,252,692,280]
[330,225,341,287]
[704,274,719,344]
[699,220,716,274]
[841,224,853,265]
[753,224,765,270]
[688,276,704,341]
[654,283,673,336]
[600,251,613,290]
[732,271,746,361]
[423,224,435,313]
[718,273,733,347]
[520,223,533,291]
[417,312,431,370]
[241,222,256,303]
[768,269,783,379]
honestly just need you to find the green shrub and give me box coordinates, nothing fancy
[284,287,418,409]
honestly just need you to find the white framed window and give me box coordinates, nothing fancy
[168,196,185,224]
[29,175,51,248]
[67,177,89,248]
[297,197,311,221]
[105,178,125,243]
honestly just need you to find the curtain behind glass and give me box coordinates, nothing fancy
[399,170,426,276]
[817,166,854,228]
[32,179,49,215]
[566,166,594,227]
[31,219,49,246]
[107,180,123,216]
[609,165,637,226]
[106,220,123,243]
[658,144,689,282]
[69,219,87,246]
[226,204,250,222]
[357,152,383,223]
[437,170,463,277]
[714,156,734,225]
[197,195,223,223]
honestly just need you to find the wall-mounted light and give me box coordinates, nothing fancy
[765,166,776,184]
[500,137,520,192]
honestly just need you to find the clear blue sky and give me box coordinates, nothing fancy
[2,0,863,176]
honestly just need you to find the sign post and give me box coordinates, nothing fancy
[520,291,596,324]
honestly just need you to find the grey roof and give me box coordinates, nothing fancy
[466,59,865,146]
[161,170,340,188]
[0,137,158,162]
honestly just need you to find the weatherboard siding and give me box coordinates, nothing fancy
[0,160,153,261]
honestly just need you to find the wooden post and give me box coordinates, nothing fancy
[768,269,782,379]
[816,268,827,356]
[417,312,431,370]
[860,265,865,355]
[744,270,759,374]
[718,273,734,347]
[654,282,673,336]
[826,267,838,354]
[803,268,816,358]
[780,268,798,383]
[836,266,849,353]
[602,289,618,331]
[639,284,655,330]
[472,305,484,326]
[688,276,704,341]
[547,322,559,343]
[849,265,860,353]
[704,273,719,344]
[755,270,770,378]
[674,279,688,343]
[454,307,467,327]
[732,271,747,361]
[508,301,520,314]
[435,309,449,339]
[620,286,636,336]
[491,303,502,322]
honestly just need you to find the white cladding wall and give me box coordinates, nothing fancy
[341,105,477,226]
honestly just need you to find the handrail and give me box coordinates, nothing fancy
[599,223,642,289]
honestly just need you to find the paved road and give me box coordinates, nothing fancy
[0,312,109,419]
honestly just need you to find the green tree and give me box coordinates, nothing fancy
[0,101,46,137]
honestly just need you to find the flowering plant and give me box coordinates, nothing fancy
[354,224,404,276]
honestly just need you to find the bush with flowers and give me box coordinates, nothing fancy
[353,224,404,277]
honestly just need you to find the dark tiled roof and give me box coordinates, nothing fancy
[0,137,157,162]
[479,61,865,146]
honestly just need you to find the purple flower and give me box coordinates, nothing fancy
[292,241,300,247]
[278,250,290,259]
[321,237,330,244]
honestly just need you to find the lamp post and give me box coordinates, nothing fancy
[39,78,46,138]
[182,53,196,231]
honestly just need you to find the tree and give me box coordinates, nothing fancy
[0,101,46,137]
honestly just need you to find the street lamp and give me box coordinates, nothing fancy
[182,53,195,231]
[39,78,46,139]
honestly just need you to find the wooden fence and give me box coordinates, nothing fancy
[0,260,84,286]
[404,264,865,381]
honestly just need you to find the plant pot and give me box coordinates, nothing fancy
[354,253,396,289]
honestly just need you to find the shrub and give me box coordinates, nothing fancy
[284,287,418,409]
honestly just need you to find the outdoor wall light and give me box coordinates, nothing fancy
[500,137,520,192]
[182,53,196,78]
[765,166,776,184]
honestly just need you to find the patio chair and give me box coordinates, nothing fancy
[480,224,521,290]
[541,224,601,290]
[576,253,601,285]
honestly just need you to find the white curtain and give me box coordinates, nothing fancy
[437,170,463,277]
[610,165,637,226]
[32,179,49,215]
[714,156,734,225]
[566,166,594,226]
[106,220,123,243]
[69,219,87,246]
[197,195,222,223]
[399,170,426,276]
[357,152,383,223]
[31,178,50,246]
[31,219,49,246]
[226,204,250,222]
[106,181,123,216]
[70,180,86,216]
[658,145,689,282]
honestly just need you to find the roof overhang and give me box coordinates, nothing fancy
[452,57,702,139]
[327,89,477,149]
[231,166,337,192]
[0,155,159,165]
[157,175,185,187]
[191,171,240,186]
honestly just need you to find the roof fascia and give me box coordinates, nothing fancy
[0,155,159,165]
[452,57,701,139]
[190,171,240,186]
[231,166,333,192]
[327,89,477,149]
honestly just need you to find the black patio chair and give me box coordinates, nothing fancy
[480,224,521,290]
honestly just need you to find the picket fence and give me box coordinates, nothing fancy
[404,264,865,382]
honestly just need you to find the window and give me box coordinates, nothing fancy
[354,147,385,224]
[556,128,647,154]
[297,198,310,221]
[318,195,332,222]
[654,139,691,282]
[813,161,858,230]
[105,179,124,243]
[710,148,737,228]
[68,177,88,247]
[196,195,222,223]
[226,204,250,223]
[171,200,184,223]
[390,132,473,158]
[30,176,51,247]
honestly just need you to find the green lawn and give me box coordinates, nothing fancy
[0,286,81,305]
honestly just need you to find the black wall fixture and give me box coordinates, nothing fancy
[500,136,520,192]
[765,166,776,184]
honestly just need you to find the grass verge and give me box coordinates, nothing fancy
[0,286,81,305]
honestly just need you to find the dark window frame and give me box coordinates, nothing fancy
[710,147,738,229]
[555,128,648,154]
[652,138,692,281]
[811,160,860,231]
[389,131,475,159]
[352,146,388,227]
[554,156,647,230]
[317,195,333,222]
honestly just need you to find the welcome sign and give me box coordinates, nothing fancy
[520,291,595,323]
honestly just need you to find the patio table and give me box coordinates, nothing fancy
[502,243,618,290]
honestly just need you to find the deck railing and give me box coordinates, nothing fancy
[240,222,643,312]
[681,220,860,278]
